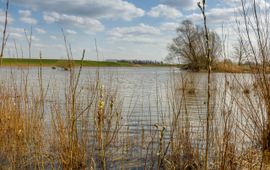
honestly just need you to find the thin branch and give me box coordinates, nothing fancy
[0,0,9,65]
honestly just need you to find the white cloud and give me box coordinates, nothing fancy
[49,35,57,40]
[207,7,236,24]
[108,23,160,37]
[11,0,145,21]
[18,10,31,17]
[109,36,158,43]
[31,35,40,42]
[186,7,236,25]
[2,27,24,39]
[18,10,37,25]
[160,22,179,32]
[35,28,46,34]
[66,29,77,35]
[148,4,182,19]
[225,0,270,8]
[20,17,37,25]
[107,23,164,43]
[0,10,14,24]
[162,0,197,10]
[9,32,23,39]
[43,12,104,32]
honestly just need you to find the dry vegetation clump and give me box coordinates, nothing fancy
[48,73,123,169]
[0,84,45,169]
[213,62,270,74]
[49,102,88,169]
[0,55,126,169]
[55,60,75,71]
[0,90,28,168]
[213,62,251,73]
[164,129,201,170]
[150,75,203,170]
[176,75,197,95]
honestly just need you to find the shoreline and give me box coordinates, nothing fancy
[0,58,177,68]
[2,58,269,74]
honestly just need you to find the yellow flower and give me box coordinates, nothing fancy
[99,101,104,110]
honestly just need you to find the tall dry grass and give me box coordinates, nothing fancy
[0,77,45,169]
[1,0,270,169]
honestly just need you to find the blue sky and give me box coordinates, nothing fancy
[0,0,268,61]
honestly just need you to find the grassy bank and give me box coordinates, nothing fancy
[4,58,264,73]
[178,62,270,73]
[1,58,175,68]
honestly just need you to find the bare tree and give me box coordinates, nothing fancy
[167,20,221,71]
[233,38,247,65]
[0,0,9,65]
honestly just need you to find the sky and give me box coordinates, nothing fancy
[0,0,269,61]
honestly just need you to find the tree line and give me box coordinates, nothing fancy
[114,59,164,65]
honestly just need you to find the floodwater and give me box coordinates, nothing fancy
[0,66,218,125]
[0,66,262,169]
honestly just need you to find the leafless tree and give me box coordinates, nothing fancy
[167,19,221,71]
[233,38,249,65]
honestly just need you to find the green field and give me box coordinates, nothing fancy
[1,58,174,68]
